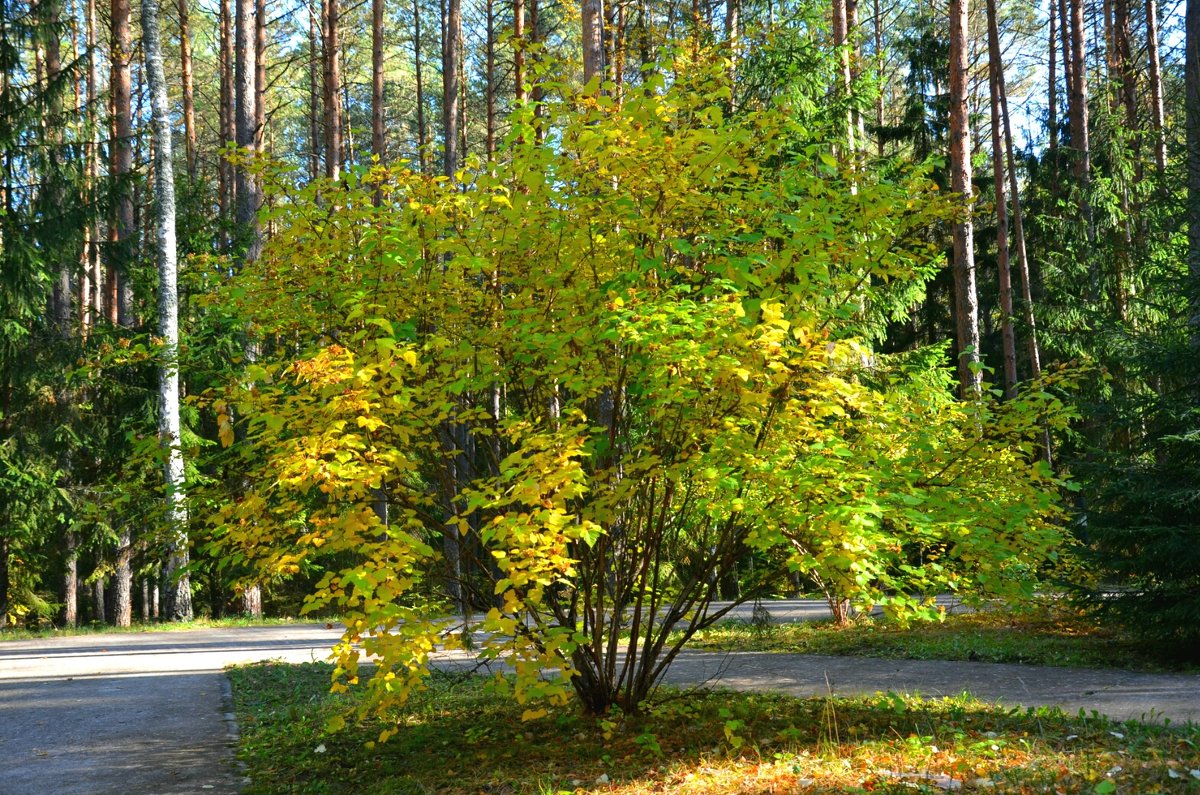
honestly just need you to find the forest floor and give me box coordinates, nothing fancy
[1,607,1198,793]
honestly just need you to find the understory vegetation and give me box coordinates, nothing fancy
[230,662,1200,794]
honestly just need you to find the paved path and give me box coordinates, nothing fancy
[1,604,1197,794]
[0,626,342,795]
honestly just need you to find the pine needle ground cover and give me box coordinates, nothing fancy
[228,662,1200,794]
[679,608,1200,673]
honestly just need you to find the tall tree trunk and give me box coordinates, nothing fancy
[373,0,386,163]
[832,0,854,151]
[949,0,980,397]
[1068,0,1090,184]
[113,530,132,626]
[144,0,193,622]
[61,531,78,627]
[582,0,603,84]
[485,0,495,159]
[309,2,321,180]
[442,0,461,177]
[0,537,9,629]
[43,0,71,337]
[413,0,427,170]
[235,0,260,261]
[726,0,738,99]
[255,0,266,150]
[987,0,1017,397]
[1058,0,1074,147]
[513,0,525,103]
[1048,0,1058,156]
[1188,0,1200,345]
[323,0,342,179]
[219,0,235,240]
[1069,0,1096,299]
[109,0,133,326]
[178,0,197,180]
[1147,0,1167,176]
[83,0,102,333]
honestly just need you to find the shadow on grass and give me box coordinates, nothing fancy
[228,662,1200,795]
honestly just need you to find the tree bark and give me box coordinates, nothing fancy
[61,531,77,627]
[949,0,980,397]
[0,537,9,629]
[582,0,603,85]
[413,0,427,171]
[485,0,495,159]
[832,0,854,151]
[1188,0,1200,344]
[113,529,132,626]
[144,0,193,622]
[323,0,342,179]
[240,584,263,617]
[255,0,266,150]
[219,0,235,239]
[178,0,197,180]
[91,575,105,624]
[1048,0,1058,156]
[109,0,134,326]
[1147,0,1167,176]
[986,0,1017,397]
[309,2,321,180]
[236,0,261,261]
[442,0,461,177]
[373,0,386,163]
[1068,0,1090,184]
[514,0,525,104]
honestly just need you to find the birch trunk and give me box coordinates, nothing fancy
[143,0,193,621]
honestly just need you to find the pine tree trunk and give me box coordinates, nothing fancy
[513,0,525,104]
[485,0,495,159]
[1048,0,1058,156]
[582,0,603,84]
[1147,0,1167,176]
[0,537,10,629]
[832,0,853,151]
[178,0,197,180]
[309,4,321,179]
[442,0,460,177]
[240,584,263,618]
[61,531,78,627]
[1068,0,1090,182]
[110,0,134,326]
[1188,0,1200,345]
[113,528,132,627]
[323,0,342,179]
[373,0,386,164]
[91,575,105,624]
[949,0,980,397]
[144,0,193,622]
[986,0,1017,397]
[235,0,260,261]
[414,0,427,171]
[255,0,266,150]
[1000,68,1041,381]
[219,0,235,241]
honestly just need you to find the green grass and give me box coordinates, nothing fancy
[228,661,1200,794]
[680,607,1200,672]
[0,614,328,641]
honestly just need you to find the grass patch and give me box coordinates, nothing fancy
[228,661,1200,794]
[682,607,1200,672]
[0,615,328,642]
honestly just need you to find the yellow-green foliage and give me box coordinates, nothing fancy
[209,66,1076,721]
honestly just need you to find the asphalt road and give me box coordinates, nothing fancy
[2,601,1197,794]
